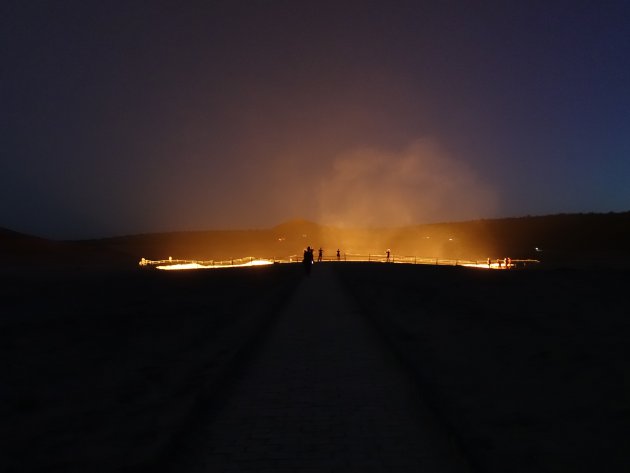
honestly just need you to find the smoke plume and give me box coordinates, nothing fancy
[318,140,497,228]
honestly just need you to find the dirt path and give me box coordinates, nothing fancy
[177,264,473,472]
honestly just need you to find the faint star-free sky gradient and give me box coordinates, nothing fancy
[2,1,629,238]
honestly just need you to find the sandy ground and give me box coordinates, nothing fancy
[2,262,629,471]
[166,264,471,472]
[337,263,630,472]
[2,265,300,472]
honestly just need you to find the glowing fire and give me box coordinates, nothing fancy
[156,263,207,270]
[155,259,274,270]
[140,256,537,271]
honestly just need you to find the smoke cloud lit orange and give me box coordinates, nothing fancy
[318,140,497,228]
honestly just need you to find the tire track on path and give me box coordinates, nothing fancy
[173,264,472,472]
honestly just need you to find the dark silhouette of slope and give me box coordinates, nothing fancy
[480,212,630,267]
[1,227,53,249]
[0,227,133,268]
[1,227,63,265]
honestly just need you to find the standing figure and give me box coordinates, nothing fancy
[303,246,314,274]
[336,249,341,261]
[318,247,323,262]
[386,249,391,262]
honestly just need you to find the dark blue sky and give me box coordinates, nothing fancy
[2,1,629,238]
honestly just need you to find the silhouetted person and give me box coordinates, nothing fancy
[303,246,314,274]
[497,258,502,269]
[318,247,323,262]
[487,257,492,268]
[386,249,391,262]
[336,249,340,261]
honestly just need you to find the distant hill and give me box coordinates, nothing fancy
[88,211,630,268]
[0,227,51,247]
[0,227,133,269]
[1,227,60,262]
[3,211,630,269]
[458,212,630,266]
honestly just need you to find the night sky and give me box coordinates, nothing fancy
[2,1,629,239]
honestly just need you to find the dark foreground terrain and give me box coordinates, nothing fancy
[337,264,630,472]
[2,263,629,471]
[2,265,301,472]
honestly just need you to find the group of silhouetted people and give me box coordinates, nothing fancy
[302,247,343,274]
[487,257,512,269]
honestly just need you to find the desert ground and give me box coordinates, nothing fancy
[2,261,629,472]
[337,263,630,472]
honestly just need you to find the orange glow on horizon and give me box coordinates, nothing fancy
[140,255,538,271]
[154,259,274,270]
